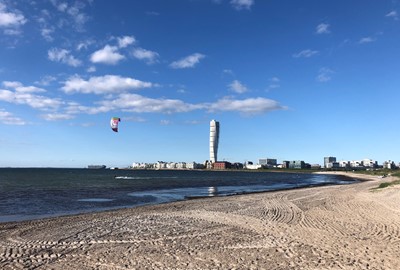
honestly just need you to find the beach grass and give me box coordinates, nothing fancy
[369,171,400,190]
[372,179,400,190]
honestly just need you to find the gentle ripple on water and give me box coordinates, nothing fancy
[0,168,357,222]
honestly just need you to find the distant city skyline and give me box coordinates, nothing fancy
[1,1,399,167]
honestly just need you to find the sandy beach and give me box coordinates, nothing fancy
[1,172,400,269]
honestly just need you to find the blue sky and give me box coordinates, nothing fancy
[0,0,399,168]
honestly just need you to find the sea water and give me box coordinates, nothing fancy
[0,168,357,223]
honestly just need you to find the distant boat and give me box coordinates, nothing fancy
[87,165,106,169]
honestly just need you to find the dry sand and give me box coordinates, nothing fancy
[1,172,400,269]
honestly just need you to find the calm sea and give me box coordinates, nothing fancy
[0,168,357,223]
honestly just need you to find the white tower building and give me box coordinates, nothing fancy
[209,120,220,163]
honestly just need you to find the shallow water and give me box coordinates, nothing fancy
[0,168,356,222]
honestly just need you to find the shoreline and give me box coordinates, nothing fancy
[1,171,400,269]
[314,170,398,182]
[0,171,363,224]
[0,171,380,225]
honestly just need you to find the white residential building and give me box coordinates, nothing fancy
[362,159,377,168]
[383,160,396,169]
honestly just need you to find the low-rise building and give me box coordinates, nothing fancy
[289,160,306,169]
[213,161,232,170]
[324,157,337,168]
[281,161,290,169]
[383,160,397,169]
[339,161,350,168]
[259,158,277,167]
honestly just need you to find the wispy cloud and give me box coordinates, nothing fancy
[48,48,82,67]
[97,93,202,114]
[228,80,248,94]
[170,53,205,69]
[316,23,330,34]
[293,49,319,58]
[40,113,75,121]
[208,97,287,115]
[146,11,160,16]
[95,93,286,116]
[90,45,125,65]
[359,37,376,44]
[117,35,136,48]
[1,77,288,123]
[41,27,55,42]
[3,81,45,93]
[49,0,89,32]
[0,82,62,110]
[268,77,280,90]
[160,119,172,125]
[62,75,153,94]
[222,69,234,76]
[77,40,94,51]
[132,47,159,64]
[0,2,27,34]
[386,10,398,20]
[230,0,254,10]
[316,67,334,82]
[35,75,57,86]
[0,109,26,125]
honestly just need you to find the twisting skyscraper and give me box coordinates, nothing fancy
[209,120,220,163]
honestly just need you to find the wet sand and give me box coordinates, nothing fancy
[1,172,400,269]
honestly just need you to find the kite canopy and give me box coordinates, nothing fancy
[110,117,121,132]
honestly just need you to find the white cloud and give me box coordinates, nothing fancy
[48,48,82,67]
[35,75,57,86]
[270,77,280,83]
[118,36,136,48]
[160,119,172,125]
[170,53,205,69]
[50,0,89,32]
[86,66,96,73]
[0,89,62,110]
[386,10,398,20]
[132,47,159,64]
[0,3,27,28]
[40,113,74,121]
[97,93,203,114]
[56,2,68,12]
[77,40,94,51]
[63,92,286,116]
[268,77,280,89]
[0,109,26,125]
[123,116,147,122]
[316,67,334,82]
[223,69,234,76]
[208,97,286,115]
[62,75,153,94]
[90,45,125,65]
[359,37,376,44]
[41,27,55,42]
[4,28,21,35]
[293,49,319,58]
[229,80,248,94]
[2,82,58,112]
[316,23,330,34]
[230,0,254,10]
[3,81,46,93]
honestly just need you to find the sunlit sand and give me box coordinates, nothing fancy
[1,172,399,269]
